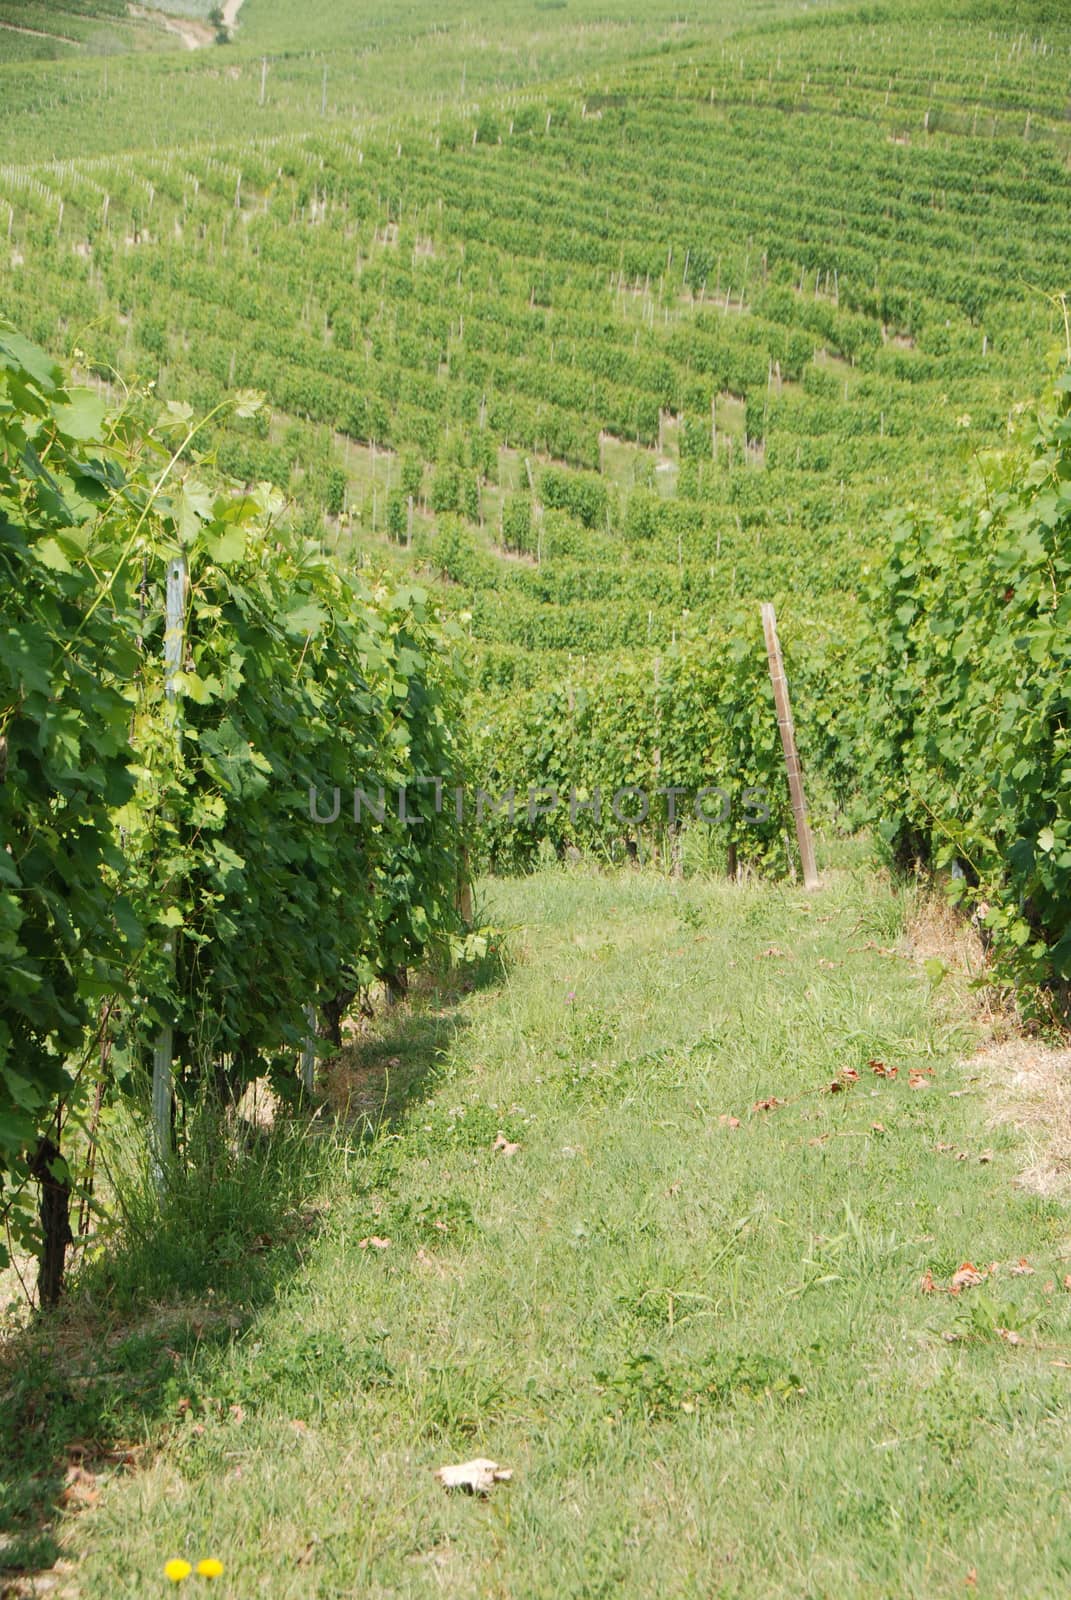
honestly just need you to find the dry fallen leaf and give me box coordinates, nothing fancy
[718,1114,741,1129]
[1009,1258,1035,1276]
[908,1069,932,1090]
[965,1569,978,1589]
[978,1150,993,1164]
[870,1059,898,1079]
[919,1269,939,1294]
[752,1096,786,1112]
[358,1236,391,1250]
[950,1262,986,1293]
[228,1404,245,1423]
[435,1458,512,1495]
[995,1328,1022,1345]
[871,1122,886,1133]
[936,1142,956,1153]
[492,1132,521,1157]
[60,1466,100,1510]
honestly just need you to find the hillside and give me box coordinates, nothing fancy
[2,4,1071,1594]
[2,1,1069,684]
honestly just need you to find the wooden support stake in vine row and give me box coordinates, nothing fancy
[151,554,187,1186]
[760,603,820,891]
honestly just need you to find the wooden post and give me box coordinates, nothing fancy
[152,554,187,1184]
[760,603,819,891]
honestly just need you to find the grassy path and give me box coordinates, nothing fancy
[8,861,1071,1597]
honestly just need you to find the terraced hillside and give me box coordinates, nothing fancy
[2,5,1069,685]
[0,0,211,62]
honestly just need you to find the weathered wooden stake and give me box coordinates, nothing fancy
[760,603,819,891]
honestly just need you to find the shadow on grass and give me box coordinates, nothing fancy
[0,991,472,1585]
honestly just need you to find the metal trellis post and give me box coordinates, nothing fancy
[151,554,187,1185]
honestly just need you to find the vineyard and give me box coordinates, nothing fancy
[2,0,1071,1592]
[0,323,470,1298]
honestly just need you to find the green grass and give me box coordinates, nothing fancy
[6,857,1071,1596]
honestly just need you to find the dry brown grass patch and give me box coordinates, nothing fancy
[903,887,1017,1034]
[901,891,1071,1195]
[905,888,986,978]
[980,1038,1071,1198]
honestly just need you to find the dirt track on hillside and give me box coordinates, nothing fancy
[127,0,244,51]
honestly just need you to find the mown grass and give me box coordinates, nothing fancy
[6,856,1071,1597]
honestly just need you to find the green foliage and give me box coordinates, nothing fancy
[385,490,407,543]
[460,470,481,524]
[473,620,818,873]
[430,461,460,515]
[623,487,659,545]
[596,1347,805,1421]
[0,326,141,1261]
[865,368,1071,994]
[399,450,423,501]
[322,464,347,517]
[539,465,608,529]
[0,325,467,1275]
[2,0,1070,1023]
[501,492,532,554]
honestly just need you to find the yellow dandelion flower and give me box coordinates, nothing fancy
[196,1559,225,1579]
[163,1558,192,1582]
